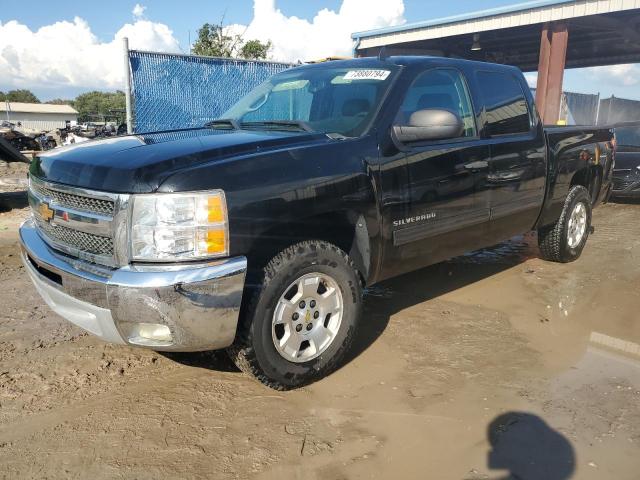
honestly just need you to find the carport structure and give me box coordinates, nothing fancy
[352,0,640,124]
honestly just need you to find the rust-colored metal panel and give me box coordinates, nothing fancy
[535,23,552,120]
[535,22,568,124]
[545,23,569,124]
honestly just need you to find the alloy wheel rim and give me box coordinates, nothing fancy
[567,202,587,248]
[271,272,343,363]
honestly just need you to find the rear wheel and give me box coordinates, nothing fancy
[228,240,362,390]
[538,185,592,263]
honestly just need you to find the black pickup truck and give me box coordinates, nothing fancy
[20,57,614,389]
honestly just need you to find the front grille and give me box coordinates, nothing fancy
[29,177,120,265]
[35,218,114,256]
[30,181,115,216]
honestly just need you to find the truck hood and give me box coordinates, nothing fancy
[31,128,325,193]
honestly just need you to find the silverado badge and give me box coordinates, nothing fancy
[38,202,55,222]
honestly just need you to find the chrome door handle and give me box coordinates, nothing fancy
[464,160,489,171]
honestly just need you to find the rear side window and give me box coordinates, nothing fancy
[476,71,531,136]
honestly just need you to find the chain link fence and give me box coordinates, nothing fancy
[128,50,293,133]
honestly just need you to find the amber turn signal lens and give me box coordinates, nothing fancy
[208,195,225,223]
[205,229,226,254]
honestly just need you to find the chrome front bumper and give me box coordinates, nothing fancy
[19,218,247,352]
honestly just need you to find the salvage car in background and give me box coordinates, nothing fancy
[21,56,614,389]
[1,121,57,151]
[612,122,640,199]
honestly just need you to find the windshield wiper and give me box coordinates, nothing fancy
[205,118,240,130]
[240,120,315,133]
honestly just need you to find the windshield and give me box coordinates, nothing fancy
[219,65,398,137]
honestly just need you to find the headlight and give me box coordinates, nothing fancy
[131,191,228,261]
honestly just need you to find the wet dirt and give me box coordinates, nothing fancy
[0,181,638,479]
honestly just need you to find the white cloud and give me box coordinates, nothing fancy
[231,0,406,62]
[0,17,180,92]
[132,4,147,18]
[524,72,538,88]
[588,64,639,87]
[1,0,403,95]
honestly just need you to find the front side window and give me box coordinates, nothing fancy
[395,68,476,138]
[476,71,531,136]
[220,66,399,137]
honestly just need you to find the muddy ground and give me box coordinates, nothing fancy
[1,161,639,479]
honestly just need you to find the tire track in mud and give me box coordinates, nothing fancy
[0,366,360,480]
[0,366,243,443]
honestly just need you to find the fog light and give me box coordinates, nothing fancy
[125,323,173,347]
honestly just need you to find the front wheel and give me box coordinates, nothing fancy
[538,185,592,263]
[228,240,363,390]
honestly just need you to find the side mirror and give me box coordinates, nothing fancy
[392,109,464,144]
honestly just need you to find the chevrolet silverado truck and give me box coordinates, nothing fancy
[20,57,614,389]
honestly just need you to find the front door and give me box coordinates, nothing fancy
[379,67,491,279]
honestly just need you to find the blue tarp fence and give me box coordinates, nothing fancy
[128,50,293,133]
[530,88,600,125]
[597,96,640,125]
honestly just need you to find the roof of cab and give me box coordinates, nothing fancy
[291,55,523,74]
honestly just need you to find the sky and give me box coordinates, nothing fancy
[1,0,639,101]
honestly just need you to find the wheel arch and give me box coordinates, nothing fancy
[244,209,372,285]
[570,164,603,205]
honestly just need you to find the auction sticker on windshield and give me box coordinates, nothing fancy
[343,70,391,81]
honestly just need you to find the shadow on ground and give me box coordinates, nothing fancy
[344,233,537,365]
[483,411,575,480]
[168,234,538,377]
[610,196,640,205]
[0,191,28,212]
[162,349,239,372]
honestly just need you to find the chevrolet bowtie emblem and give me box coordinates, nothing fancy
[38,202,55,222]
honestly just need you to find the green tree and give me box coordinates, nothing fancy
[46,98,74,106]
[192,21,271,60]
[192,22,237,57]
[3,89,40,103]
[72,91,125,119]
[239,39,272,60]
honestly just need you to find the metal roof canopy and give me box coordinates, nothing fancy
[0,102,78,115]
[353,0,640,71]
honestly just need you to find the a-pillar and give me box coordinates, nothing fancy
[535,22,568,124]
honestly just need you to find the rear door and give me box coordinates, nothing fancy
[474,70,547,243]
[379,67,492,279]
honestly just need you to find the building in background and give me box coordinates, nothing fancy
[1,102,78,131]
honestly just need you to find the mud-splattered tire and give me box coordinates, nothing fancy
[227,241,363,390]
[538,185,592,263]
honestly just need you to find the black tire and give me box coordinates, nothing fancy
[538,185,592,263]
[228,240,363,390]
